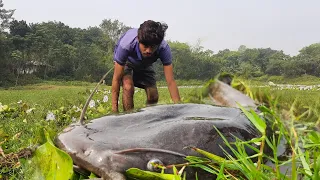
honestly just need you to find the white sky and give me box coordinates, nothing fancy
[4,0,320,56]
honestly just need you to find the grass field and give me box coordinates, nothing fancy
[0,83,202,153]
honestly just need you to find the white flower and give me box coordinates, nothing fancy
[89,100,95,108]
[71,117,77,122]
[17,100,22,104]
[26,108,35,114]
[103,90,111,94]
[103,95,109,102]
[72,105,81,112]
[46,112,56,121]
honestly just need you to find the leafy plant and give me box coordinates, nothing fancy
[24,129,75,180]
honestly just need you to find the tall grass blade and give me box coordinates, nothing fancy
[237,103,266,134]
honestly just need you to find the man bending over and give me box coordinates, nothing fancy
[111,20,181,113]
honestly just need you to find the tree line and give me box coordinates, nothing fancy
[1,0,320,87]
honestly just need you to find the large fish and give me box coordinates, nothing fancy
[55,80,263,180]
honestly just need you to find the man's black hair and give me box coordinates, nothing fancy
[138,20,168,46]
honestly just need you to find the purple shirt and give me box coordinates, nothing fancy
[113,28,172,67]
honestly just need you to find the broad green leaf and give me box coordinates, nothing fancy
[125,168,180,180]
[27,129,74,180]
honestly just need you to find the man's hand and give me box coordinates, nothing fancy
[163,64,181,103]
[111,62,125,113]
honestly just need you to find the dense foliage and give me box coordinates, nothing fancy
[1,0,320,87]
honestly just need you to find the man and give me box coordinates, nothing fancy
[111,20,181,113]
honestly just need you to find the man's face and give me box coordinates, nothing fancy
[139,43,158,58]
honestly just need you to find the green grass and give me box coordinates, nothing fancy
[0,85,90,107]
[0,85,196,111]
[0,83,200,151]
[244,74,320,85]
[250,87,320,122]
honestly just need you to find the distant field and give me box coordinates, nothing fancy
[0,84,196,109]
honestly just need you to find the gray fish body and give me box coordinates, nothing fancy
[55,103,260,179]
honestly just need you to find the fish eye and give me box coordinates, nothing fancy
[147,158,164,172]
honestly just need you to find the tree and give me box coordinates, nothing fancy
[265,51,291,75]
[0,0,15,32]
[0,0,15,86]
[100,19,131,43]
[9,20,32,54]
[283,59,305,77]
[10,20,31,37]
[295,43,320,76]
[238,45,247,53]
[255,48,278,73]
[0,33,14,86]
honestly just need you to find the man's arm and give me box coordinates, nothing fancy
[163,64,181,103]
[111,62,125,112]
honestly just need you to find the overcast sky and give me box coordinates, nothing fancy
[4,0,320,56]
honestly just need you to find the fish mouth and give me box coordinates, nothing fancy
[114,148,187,157]
[184,116,226,121]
